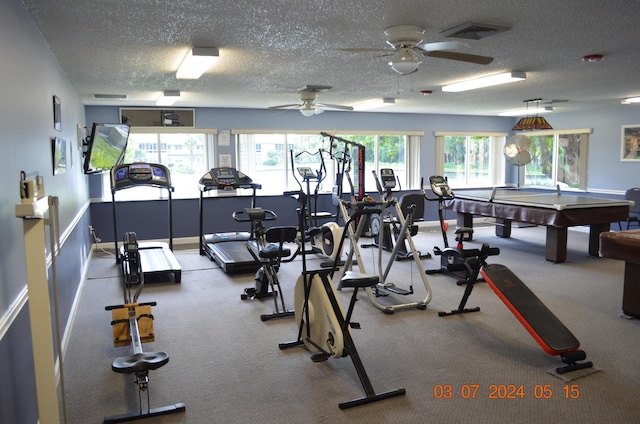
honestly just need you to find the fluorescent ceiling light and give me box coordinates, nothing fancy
[442,71,526,92]
[176,47,219,79]
[621,96,640,104]
[353,98,395,111]
[156,90,180,106]
[499,107,553,116]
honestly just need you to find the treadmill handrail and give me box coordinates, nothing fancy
[199,182,261,192]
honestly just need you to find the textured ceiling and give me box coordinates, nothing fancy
[22,0,640,116]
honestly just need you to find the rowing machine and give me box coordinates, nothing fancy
[104,232,185,423]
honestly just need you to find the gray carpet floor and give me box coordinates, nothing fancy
[62,224,640,423]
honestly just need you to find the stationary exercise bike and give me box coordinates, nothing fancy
[279,151,405,409]
[364,169,431,261]
[237,207,298,321]
[424,176,478,285]
[104,232,185,423]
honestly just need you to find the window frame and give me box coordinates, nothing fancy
[233,130,424,195]
[95,127,217,200]
[435,131,507,188]
[515,128,590,191]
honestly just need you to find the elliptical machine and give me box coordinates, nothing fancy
[364,169,431,261]
[293,158,342,265]
[336,169,432,314]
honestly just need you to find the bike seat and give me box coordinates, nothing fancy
[340,271,379,289]
[259,243,291,259]
[112,351,169,374]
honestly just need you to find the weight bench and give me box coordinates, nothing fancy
[480,263,593,374]
[599,229,640,318]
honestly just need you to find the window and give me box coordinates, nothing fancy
[99,128,215,200]
[520,129,589,190]
[435,132,507,188]
[236,131,421,196]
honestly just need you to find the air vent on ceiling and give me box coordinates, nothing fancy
[94,94,127,99]
[441,22,511,40]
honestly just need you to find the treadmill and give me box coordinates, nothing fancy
[198,167,263,274]
[111,163,182,283]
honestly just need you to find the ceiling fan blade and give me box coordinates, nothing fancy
[316,103,354,111]
[268,103,301,110]
[417,41,467,52]
[338,47,394,54]
[425,50,493,65]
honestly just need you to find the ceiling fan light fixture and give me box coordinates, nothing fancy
[300,109,316,117]
[442,71,526,92]
[299,103,317,117]
[353,98,395,111]
[388,54,421,75]
[176,47,219,79]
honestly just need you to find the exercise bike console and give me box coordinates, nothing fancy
[429,175,452,198]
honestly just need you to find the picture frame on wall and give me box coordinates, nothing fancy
[621,125,640,161]
[53,95,62,131]
[52,137,67,175]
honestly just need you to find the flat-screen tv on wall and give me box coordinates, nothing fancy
[83,123,130,174]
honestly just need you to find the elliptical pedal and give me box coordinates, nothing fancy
[378,284,412,296]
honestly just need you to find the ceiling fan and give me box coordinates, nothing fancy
[504,135,534,166]
[269,85,353,116]
[340,25,494,75]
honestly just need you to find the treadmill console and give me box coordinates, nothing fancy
[429,175,453,198]
[111,163,172,191]
[198,167,257,191]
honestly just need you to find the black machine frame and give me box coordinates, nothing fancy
[198,167,264,273]
[111,162,182,283]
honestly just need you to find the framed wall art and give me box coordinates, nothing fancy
[52,137,67,175]
[53,95,61,131]
[621,125,640,161]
